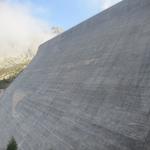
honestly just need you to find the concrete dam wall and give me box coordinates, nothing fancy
[0,0,150,149]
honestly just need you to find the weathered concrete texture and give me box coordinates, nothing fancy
[0,0,150,149]
[0,90,4,98]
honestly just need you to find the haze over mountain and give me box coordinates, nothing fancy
[0,26,63,66]
[0,1,63,68]
[0,26,62,81]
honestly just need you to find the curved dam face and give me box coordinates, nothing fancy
[1,0,150,149]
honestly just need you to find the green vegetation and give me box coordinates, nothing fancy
[0,65,22,89]
[0,60,30,89]
[5,137,54,150]
[6,137,18,150]
[0,79,13,89]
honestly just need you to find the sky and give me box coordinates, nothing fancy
[0,0,122,59]
[6,0,122,30]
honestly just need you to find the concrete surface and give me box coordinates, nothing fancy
[0,90,4,98]
[0,0,150,149]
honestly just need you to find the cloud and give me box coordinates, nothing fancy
[0,1,58,59]
[84,0,122,10]
[100,0,122,9]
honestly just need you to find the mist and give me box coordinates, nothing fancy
[101,0,122,9]
[0,1,60,59]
